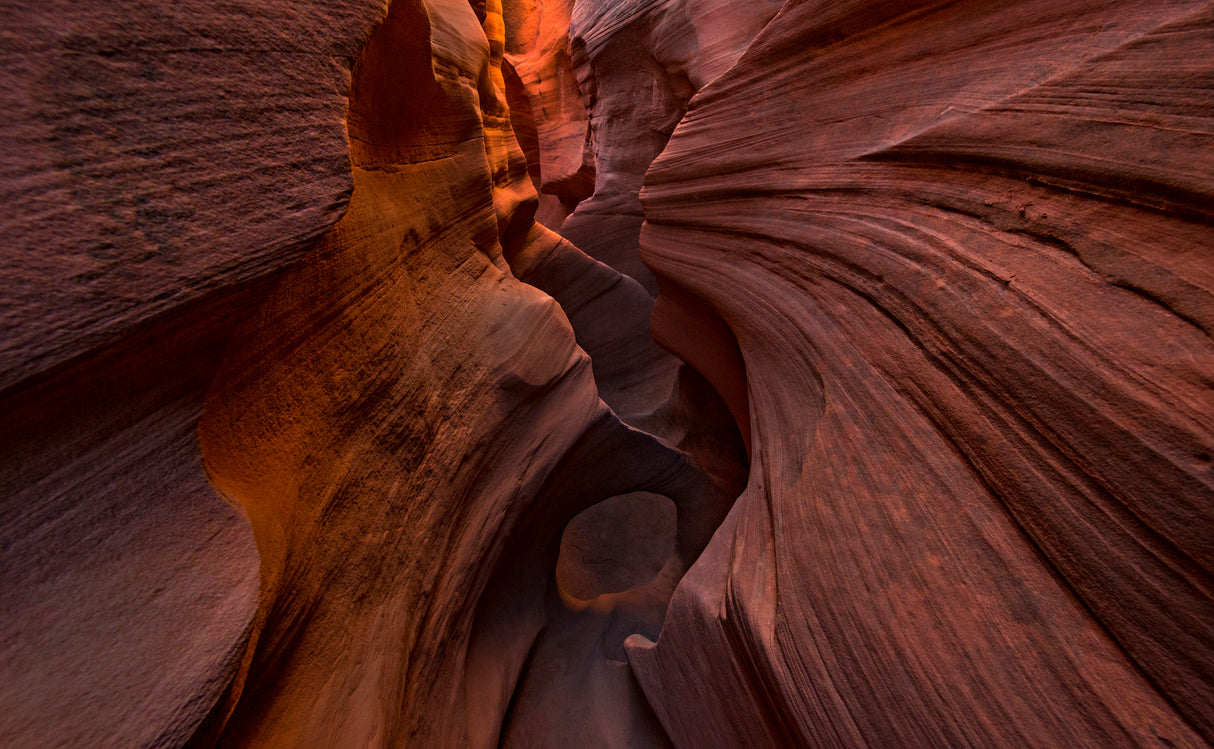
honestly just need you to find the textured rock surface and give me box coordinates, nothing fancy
[0,292,262,748]
[0,0,384,745]
[633,1,1214,746]
[196,2,704,744]
[501,0,592,228]
[0,0,383,391]
[3,0,1213,747]
[557,0,785,292]
[496,224,744,747]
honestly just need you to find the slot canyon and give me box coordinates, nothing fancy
[1,0,1212,746]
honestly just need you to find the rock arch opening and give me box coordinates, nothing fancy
[556,492,678,603]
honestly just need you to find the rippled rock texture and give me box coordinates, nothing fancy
[635,2,1214,746]
[1,0,384,745]
[2,0,1212,747]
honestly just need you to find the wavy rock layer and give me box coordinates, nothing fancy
[200,0,734,746]
[0,0,384,745]
[3,0,1213,747]
[557,0,785,293]
[633,1,1214,746]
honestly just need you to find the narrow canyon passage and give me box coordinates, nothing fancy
[194,0,748,745]
[1,0,1212,747]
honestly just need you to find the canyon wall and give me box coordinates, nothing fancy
[1,0,1211,747]
[1,0,383,745]
[634,2,1214,745]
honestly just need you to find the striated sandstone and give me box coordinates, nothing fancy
[3,0,728,743]
[0,0,384,392]
[501,0,594,228]
[2,0,1212,746]
[557,0,785,293]
[0,0,385,745]
[199,0,731,745]
[634,1,1214,746]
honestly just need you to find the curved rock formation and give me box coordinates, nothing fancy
[501,0,593,229]
[2,0,1212,746]
[557,0,785,293]
[1,0,383,745]
[633,1,1214,746]
[198,0,731,745]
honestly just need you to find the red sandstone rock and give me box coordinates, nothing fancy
[0,0,384,745]
[633,1,1214,746]
[3,0,1212,746]
[501,0,594,225]
[499,225,745,748]
[0,0,384,393]
[200,0,727,745]
[557,0,785,293]
[4,0,720,743]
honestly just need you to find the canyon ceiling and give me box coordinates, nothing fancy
[1,0,1212,746]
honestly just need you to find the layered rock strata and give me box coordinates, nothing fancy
[557,0,786,293]
[1,0,1211,747]
[201,0,733,745]
[633,1,1214,746]
[1,0,385,745]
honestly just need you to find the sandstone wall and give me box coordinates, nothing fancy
[2,0,1211,747]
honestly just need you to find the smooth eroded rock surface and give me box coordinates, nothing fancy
[198,0,727,745]
[1,0,384,745]
[3,0,1212,747]
[632,1,1214,746]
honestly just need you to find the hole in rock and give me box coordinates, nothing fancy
[555,492,676,602]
